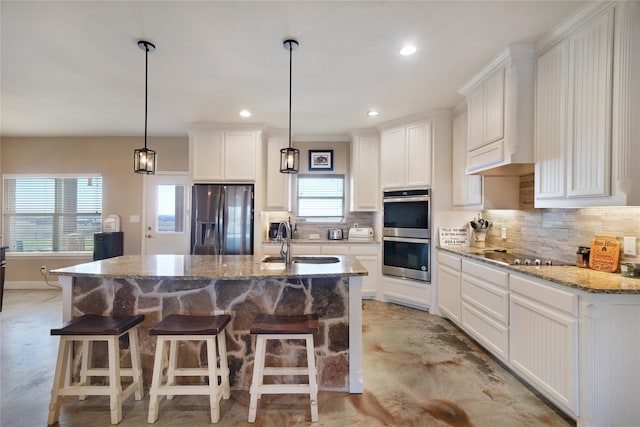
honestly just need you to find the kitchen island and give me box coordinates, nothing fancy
[51,254,367,393]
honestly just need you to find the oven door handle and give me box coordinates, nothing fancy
[383,236,430,244]
[383,196,430,203]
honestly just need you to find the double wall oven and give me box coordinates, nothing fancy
[382,189,431,282]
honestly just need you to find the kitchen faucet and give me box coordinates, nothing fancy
[278,221,292,264]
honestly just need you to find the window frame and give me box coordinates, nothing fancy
[296,174,345,223]
[2,174,103,256]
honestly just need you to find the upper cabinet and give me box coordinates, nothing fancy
[452,105,519,210]
[380,121,432,190]
[264,135,291,211]
[459,44,536,176]
[188,126,261,183]
[535,1,640,207]
[350,131,380,211]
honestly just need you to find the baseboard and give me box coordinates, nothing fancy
[4,280,61,290]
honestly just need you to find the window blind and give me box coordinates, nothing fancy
[297,175,344,221]
[3,176,103,252]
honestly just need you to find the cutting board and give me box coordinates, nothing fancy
[589,235,620,272]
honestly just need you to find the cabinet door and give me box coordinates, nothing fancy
[265,137,290,211]
[467,86,485,151]
[535,40,568,200]
[190,131,224,181]
[380,127,407,189]
[356,255,379,299]
[224,131,257,182]
[483,68,505,144]
[453,111,483,207]
[510,294,578,416]
[566,8,613,199]
[350,134,380,211]
[406,122,432,188]
[438,262,462,325]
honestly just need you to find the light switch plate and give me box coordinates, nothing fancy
[130,215,140,223]
[501,227,507,240]
[624,236,637,256]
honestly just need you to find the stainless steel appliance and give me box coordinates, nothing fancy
[382,189,431,238]
[327,229,343,240]
[383,189,431,281]
[191,184,254,255]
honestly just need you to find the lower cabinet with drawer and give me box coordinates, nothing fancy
[509,274,579,417]
[460,259,510,363]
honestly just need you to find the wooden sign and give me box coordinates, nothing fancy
[589,235,620,272]
[439,227,469,248]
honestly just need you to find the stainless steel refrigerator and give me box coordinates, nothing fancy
[191,184,254,255]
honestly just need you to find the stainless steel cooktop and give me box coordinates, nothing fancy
[482,249,574,266]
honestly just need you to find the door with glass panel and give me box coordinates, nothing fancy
[143,173,190,255]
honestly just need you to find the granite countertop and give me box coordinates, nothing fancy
[50,254,368,280]
[439,247,640,294]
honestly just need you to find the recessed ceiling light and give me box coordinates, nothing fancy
[239,110,251,118]
[367,110,379,117]
[400,45,417,56]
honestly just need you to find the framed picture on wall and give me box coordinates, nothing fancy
[309,150,334,171]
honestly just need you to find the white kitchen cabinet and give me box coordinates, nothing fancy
[437,251,462,325]
[509,274,578,417]
[380,121,432,190]
[452,105,519,210]
[459,44,536,175]
[382,275,430,311]
[265,136,291,211]
[349,132,380,212]
[535,2,640,207]
[460,259,510,363]
[188,127,260,182]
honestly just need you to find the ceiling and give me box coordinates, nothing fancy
[1,1,585,139]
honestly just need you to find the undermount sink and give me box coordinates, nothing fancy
[261,256,340,264]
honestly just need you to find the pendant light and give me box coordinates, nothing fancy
[134,40,157,174]
[280,39,300,174]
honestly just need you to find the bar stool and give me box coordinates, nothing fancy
[147,314,231,424]
[248,313,319,423]
[48,314,145,425]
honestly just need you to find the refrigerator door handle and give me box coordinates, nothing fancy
[221,186,228,254]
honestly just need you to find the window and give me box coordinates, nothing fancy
[297,175,344,222]
[3,176,103,253]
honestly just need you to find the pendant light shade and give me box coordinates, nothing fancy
[134,40,157,174]
[279,39,300,174]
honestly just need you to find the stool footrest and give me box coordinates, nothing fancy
[85,367,136,377]
[263,367,311,375]
[155,385,227,396]
[172,367,228,377]
[255,384,314,394]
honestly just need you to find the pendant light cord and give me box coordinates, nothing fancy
[288,43,292,149]
[144,44,149,151]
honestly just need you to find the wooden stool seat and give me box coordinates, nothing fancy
[48,314,145,425]
[147,314,231,424]
[248,313,319,423]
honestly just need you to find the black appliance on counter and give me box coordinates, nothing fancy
[93,232,123,261]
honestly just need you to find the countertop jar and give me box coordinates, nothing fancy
[576,246,591,268]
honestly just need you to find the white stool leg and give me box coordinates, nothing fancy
[79,338,92,400]
[128,326,144,400]
[305,335,319,422]
[148,336,166,424]
[48,337,71,425]
[248,335,266,423]
[217,330,230,399]
[166,339,178,400]
[206,336,220,423]
[107,336,123,424]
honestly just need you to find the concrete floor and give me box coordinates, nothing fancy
[1,290,574,426]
